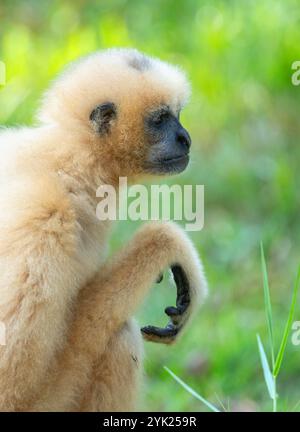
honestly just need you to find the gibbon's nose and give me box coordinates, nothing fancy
[177,128,191,151]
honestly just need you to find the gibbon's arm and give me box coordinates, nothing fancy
[72,221,207,347]
[30,222,207,411]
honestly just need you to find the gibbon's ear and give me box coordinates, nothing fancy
[89,102,117,134]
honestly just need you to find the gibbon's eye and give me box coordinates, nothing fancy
[89,102,117,134]
[151,110,170,126]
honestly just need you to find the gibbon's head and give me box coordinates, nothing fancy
[39,48,192,179]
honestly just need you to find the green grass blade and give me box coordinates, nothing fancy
[273,264,300,377]
[260,242,275,368]
[164,366,220,412]
[257,334,276,400]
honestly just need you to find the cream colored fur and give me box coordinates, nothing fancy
[0,49,207,411]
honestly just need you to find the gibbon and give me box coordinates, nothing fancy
[0,48,208,411]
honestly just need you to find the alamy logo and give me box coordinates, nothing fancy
[291,61,300,86]
[96,177,204,231]
[0,61,6,87]
[291,321,300,346]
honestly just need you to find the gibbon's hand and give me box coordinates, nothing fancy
[141,265,192,344]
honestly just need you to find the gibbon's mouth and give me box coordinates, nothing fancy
[146,154,190,174]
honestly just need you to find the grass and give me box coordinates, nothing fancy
[164,366,220,412]
[257,244,300,411]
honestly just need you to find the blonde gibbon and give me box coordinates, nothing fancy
[0,48,208,412]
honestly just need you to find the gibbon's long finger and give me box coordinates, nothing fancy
[141,323,178,344]
[170,264,190,316]
[141,265,192,344]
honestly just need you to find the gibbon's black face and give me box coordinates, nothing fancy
[89,102,191,176]
[144,106,191,174]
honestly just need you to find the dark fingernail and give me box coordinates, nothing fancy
[165,306,180,316]
[156,273,163,283]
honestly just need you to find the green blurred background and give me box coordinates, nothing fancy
[1,0,300,412]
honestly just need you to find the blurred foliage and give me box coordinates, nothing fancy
[1,0,300,411]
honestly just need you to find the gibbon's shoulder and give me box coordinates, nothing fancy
[0,125,40,148]
[0,172,77,255]
[0,126,49,178]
